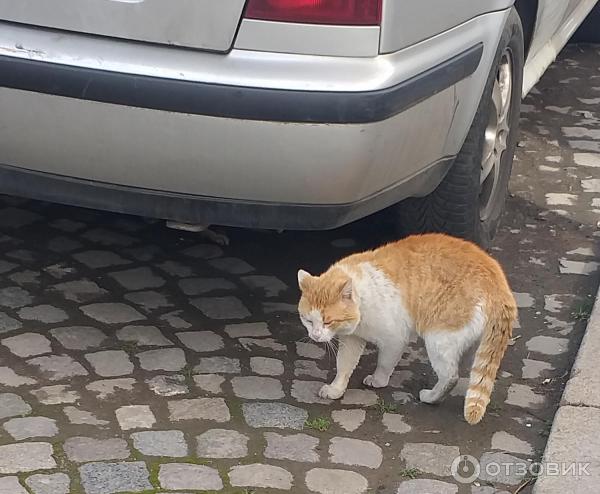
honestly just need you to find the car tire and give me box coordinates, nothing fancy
[396,8,524,249]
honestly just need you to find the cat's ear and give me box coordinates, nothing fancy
[297,269,313,290]
[340,279,353,300]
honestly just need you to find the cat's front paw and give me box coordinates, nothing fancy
[419,388,438,404]
[363,374,389,388]
[319,384,345,400]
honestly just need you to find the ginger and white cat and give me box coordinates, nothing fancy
[297,233,517,425]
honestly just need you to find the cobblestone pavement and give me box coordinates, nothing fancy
[0,44,599,494]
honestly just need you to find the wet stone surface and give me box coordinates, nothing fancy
[0,45,597,493]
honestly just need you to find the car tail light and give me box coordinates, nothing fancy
[245,0,382,25]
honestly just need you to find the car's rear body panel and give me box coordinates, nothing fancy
[0,0,246,51]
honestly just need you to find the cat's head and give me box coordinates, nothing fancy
[297,268,360,342]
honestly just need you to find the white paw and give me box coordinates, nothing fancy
[363,374,389,388]
[211,232,230,246]
[319,384,345,400]
[419,389,437,404]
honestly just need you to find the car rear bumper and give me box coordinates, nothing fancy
[0,11,508,229]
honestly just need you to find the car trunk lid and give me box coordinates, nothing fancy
[0,0,247,52]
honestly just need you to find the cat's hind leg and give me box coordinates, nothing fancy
[319,335,366,400]
[420,328,479,404]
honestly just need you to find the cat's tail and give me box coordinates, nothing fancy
[464,298,516,425]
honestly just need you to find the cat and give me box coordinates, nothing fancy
[297,233,517,425]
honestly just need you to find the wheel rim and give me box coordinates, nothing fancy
[480,49,513,222]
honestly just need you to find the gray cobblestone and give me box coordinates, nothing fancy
[25,473,70,494]
[146,374,188,396]
[0,442,56,473]
[193,374,225,394]
[0,393,31,419]
[117,325,172,346]
[3,416,58,440]
[64,406,108,426]
[116,405,156,430]
[400,443,460,477]
[332,409,365,432]
[86,378,136,399]
[191,296,251,319]
[250,356,284,375]
[176,331,224,352]
[158,463,223,491]
[243,402,308,430]
[125,290,172,310]
[229,463,293,490]
[74,250,131,269]
[51,280,107,303]
[64,437,130,463]
[81,303,145,324]
[208,256,254,274]
[31,385,80,404]
[0,312,22,333]
[79,461,152,494]
[0,476,27,494]
[18,304,68,323]
[196,428,249,458]
[194,356,240,374]
[330,437,383,469]
[2,332,52,357]
[86,350,134,377]
[396,479,458,494]
[168,398,231,422]
[231,376,284,400]
[225,322,271,338]
[131,430,188,457]
[137,348,186,371]
[0,366,37,387]
[265,432,319,462]
[305,468,368,494]
[27,355,88,380]
[0,287,33,308]
[178,277,235,295]
[50,326,107,350]
[109,267,165,290]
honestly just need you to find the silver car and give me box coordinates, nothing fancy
[0,0,597,246]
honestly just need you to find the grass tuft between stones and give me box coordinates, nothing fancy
[374,398,398,414]
[400,467,422,479]
[304,416,331,432]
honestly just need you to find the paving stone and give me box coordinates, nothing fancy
[232,376,285,400]
[505,383,545,408]
[243,402,308,430]
[79,461,152,494]
[491,431,534,455]
[341,389,379,406]
[182,243,223,259]
[2,332,51,357]
[9,270,40,285]
[147,374,188,396]
[194,356,240,374]
[193,374,225,394]
[74,250,131,269]
[31,385,80,404]
[86,350,134,377]
[396,479,458,494]
[305,468,368,494]
[44,263,77,279]
[240,337,287,351]
[157,260,193,278]
[265,432,319,462]
[558,258,599,275]
[0,393,31,419]
[382,413,411,433]
[18,304,68,323]
[295,359,328,379]
[229,463,293,490]
[191,296,251,319]
[0,207,41,228]
[159,310,192,329]
[0,286,33,308]
[131,430,188,457]
[47,235,82,253]
[176,331,224,352]
[50,326,107,350]
[51,280,108,302]
[116,405,156,430]
[225,321,271,338]
[125,291,172,310]
[0,476,27,494]
[296,341,326,359]
[241,275,287,297]
[392,391,415,404]
[137,348,186,371]
[292,380,332,404]
[125,245,162,261]
[64,437,130,463]
[388,370,414,388]
[332,409,365,432]
[3,416,58,440]
[329,437,383,469]
[208,256,254,274]
[196,428,249,458]
[158,463,223,491]
[84,227,136,246]
[400,443,460,477]
[168,398,231,422]
[0,259,17,274]
[250,356,284,375]
[81,303,145,324]
[27,355,88,380]
[64,406,109,426]
[478,452,529,486]
[50,218,85,232]
[0,443,56,473]
[526,335,569,355]
[86,378,136,399]
[109,267,165,290]
[0,312,22,333]
[522,358,554,379]
[117,325,172,346]
[0,366,37,387]
[178,277,236,295]
[25,473,70,494]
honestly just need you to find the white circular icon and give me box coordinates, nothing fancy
[451,455,480,484]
